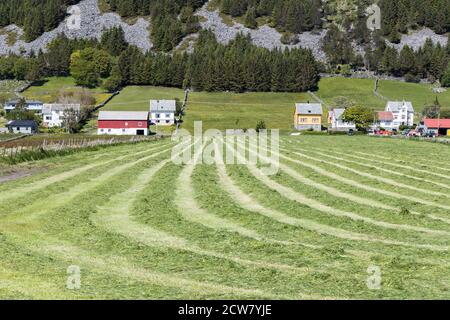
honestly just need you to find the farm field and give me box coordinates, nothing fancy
[101,78,450,134]
[0,135,450,299]
[311,78,450,111]
[22,77,112,105]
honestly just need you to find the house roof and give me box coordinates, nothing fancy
[295,103,323,115]
[43,104,81,114]
[330,108,345,120]
[98,111,149,121]
[5,100,43,105]
[150,100,176,112]
[386,101,414,112]
[6,120,38,128]
[377,111,394,121]
[424,118,450,128]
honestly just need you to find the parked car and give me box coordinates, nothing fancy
[402,129,411,136]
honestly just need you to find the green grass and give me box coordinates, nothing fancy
[102,78,450,134]
[104,85,309,132]
[0,136,450,299]
[315,77,450,111]
[23,77,111,105]
[104,86,185,111]
[378,80,450,109]
[184,91,310,133]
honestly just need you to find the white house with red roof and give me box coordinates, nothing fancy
[98,111,149,136]
[374,111,397,130]
[423,118,450,136]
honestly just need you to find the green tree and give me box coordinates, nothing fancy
[244,7,258,29]
[342,105,374,131]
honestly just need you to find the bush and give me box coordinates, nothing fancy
[255,120,266,132]
[280,32,299,45]
[404,73,420,83]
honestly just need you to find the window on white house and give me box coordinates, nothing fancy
[166,113,170,118]
[156,114,161,118]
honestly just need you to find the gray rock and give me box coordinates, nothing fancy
[0,0,152,56]
[195,4,327,60]
[387,28,448,51]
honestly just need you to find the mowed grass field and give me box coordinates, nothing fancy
[0,135,450,299]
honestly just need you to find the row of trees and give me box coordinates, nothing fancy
[111,30,320,93]
[221,0,323,33]
[0,28,321,93]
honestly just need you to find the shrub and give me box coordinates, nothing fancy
[404,73,420,83]
[255,120,266,132]
[280,32,299,45]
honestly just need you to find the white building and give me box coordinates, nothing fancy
[98,111,149,136]
[4,100,43,113]
[374,111,397,131]
[150,100,176,126]
[6,120,38,134]
[42,104,81,127]
[328,108,356,131]
[385,101,415,127]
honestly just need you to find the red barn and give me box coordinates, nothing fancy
[98,111,149,136]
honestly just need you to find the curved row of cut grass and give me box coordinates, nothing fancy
[0,135,449,299]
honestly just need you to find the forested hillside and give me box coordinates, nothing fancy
[106,0,207,51]
[214,0,450,39]
[0,0,80,41]
[1,0,450,93]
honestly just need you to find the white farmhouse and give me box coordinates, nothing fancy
[385,101,415,127]
[328,108,356,131]
[42,104,81,127]
[150,100,176,126]
[375,111,396,131]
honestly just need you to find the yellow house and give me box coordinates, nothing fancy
[294,103,323,131]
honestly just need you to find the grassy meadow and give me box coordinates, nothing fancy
[316,77,450,111]
[0,135,449,299]
[23,77,112,105]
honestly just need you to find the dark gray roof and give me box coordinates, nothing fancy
[6,120,38,128]
[5,100,43,105]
